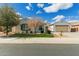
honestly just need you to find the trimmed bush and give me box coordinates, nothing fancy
[9,33,54,38]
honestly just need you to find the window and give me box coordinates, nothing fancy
[20,24,28,31]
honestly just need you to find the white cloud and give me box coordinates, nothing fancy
[27,17,32,19]
[28,3,32,7]
[16,12,21,16]
[44,20,48,23]
[68,20,79,23]
[52,15,65,22]
[26,3,32,10]
[26,6,31,10]
[37,3,44,8]
[36,10,42,14]
[43,3,73,13]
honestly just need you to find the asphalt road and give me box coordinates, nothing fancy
[0,44,79,56]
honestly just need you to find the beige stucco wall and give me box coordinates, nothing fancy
[12,26,22,33]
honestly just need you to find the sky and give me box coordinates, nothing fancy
[1,3,79,23]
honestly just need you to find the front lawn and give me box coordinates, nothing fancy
[9,33,54,38]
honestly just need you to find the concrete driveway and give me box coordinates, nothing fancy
[62,32,79,38]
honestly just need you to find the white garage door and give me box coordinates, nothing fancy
[56,25,69,32]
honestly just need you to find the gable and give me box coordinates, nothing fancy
[53,20,70,25]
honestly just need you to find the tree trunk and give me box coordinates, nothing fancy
[34,27,37,34]
[31,27,37,34]
[5,26,9,36]
[6,31,8,36]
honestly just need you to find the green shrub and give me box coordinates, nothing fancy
[9,33,54,37]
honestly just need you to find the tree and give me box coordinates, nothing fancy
[26,17,44,34]
[0,5,20,36]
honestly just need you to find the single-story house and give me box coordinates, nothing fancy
[12,20,50,34]
[7,19,79,33]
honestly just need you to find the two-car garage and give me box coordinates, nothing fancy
[55,25,69,32]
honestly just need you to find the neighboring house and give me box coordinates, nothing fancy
[70,22,79,32]
[50,20,71,32]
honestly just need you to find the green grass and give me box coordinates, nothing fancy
[9,33,54,38]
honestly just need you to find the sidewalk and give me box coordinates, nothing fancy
[0,37,79,44]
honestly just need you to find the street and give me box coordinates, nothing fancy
[0,44,79,56]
